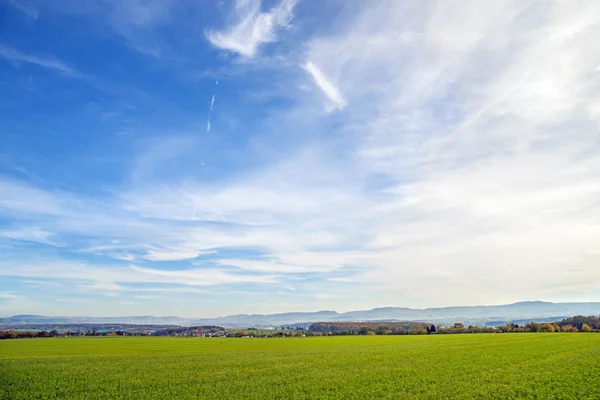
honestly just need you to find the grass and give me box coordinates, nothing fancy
[1,334,599,399]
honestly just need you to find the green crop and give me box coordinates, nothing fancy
[1,334,599,399]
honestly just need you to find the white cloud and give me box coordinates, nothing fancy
[0,259,278,290]
[0,45,76,75]
[133,295,160,300]
[214,258,336,274]
[143,248,215,262]
[206,0,297,57]
[3,0,600,313]
[80,282,124,292]
[129,265,278,286]
[0,227,63,247]
[117,300,141,305]
[0,293,23,300]
[295,0,600,304]
[303,61,347,111]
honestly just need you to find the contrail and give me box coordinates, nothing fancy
[206,81,218,132]
[206,94,215,132]
[206,91,216,132]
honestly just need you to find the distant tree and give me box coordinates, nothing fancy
[581,324,592,332]
[541,324,555,332]
[449,323,466,334]
[377,326,389,335]
[409,326,426,335]
[502,323,518,332]
[496,325,509,333]
[559,315,600,330]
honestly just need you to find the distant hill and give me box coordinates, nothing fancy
[2,301,598,328]
[0,315,190,326]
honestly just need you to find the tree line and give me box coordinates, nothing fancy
[315,316,599,336]
[1,315,598,339]
[0,329,152,339]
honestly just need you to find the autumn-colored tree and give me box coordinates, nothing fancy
[409,326,427,335]
[541,324,555,332]
[581,323,592,332]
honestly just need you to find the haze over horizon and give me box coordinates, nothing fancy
[4,300,599,324]
[1,0,599,318]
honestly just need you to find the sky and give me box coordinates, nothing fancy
[0,0,599,318]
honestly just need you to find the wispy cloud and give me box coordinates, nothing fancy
[0,45,76,75]
[0,259,278,290]
[8,0,39,19]
[0,227,63,247]
[214,258,336,274]
[2,0,600,316]
[303,61,346,111]
[104,0,176,57]
[206,0,298,57]
[0,293,24,300]
[17,0,178,58]
[117,300,141,306]
[130,265,277,286]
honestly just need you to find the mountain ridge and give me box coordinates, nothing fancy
[2,301,599,327]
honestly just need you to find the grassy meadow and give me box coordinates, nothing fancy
[1,334,599,399]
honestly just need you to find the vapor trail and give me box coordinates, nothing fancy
[207,94,215,132]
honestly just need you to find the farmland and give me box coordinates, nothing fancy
[1,334,599,399]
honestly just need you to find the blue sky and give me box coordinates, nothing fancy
[1,0,599,317]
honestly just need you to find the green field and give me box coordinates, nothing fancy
[1,334,599,399]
